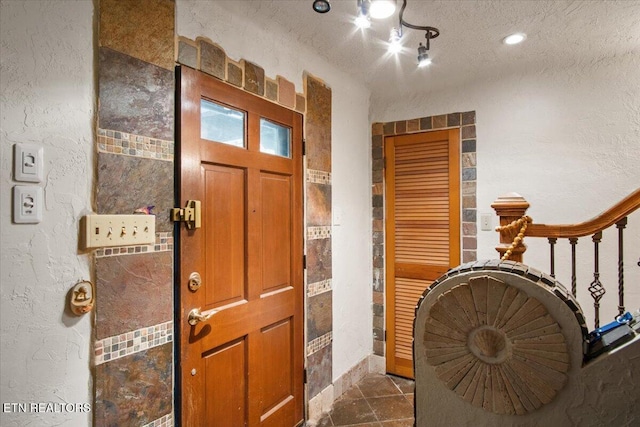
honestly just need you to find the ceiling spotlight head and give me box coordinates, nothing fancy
[355,0,371,28]
[417,43,431,67]
[370,0,396,19]
[355,13,371,29]
[503,33,526,45]
[312,0,331,14]
[388,27,402,53]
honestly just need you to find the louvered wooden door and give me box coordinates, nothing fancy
[385,129,460,378]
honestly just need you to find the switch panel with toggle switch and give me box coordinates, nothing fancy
[81,214,155,249]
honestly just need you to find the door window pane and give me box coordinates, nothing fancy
[260,119,291,158]
[201,99,245,148]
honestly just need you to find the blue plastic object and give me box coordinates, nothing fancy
[588,312,633,343]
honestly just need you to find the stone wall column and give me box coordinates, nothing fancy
[94,1,175,426]
[304,75,333,399]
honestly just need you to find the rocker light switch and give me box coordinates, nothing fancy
[14,143,44,183]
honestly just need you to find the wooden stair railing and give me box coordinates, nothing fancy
[492,188,640,328]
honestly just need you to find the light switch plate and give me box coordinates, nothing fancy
[13,185,43,223]
[82,214,155,249]
[14,143,44,183]
[480,213,493,231]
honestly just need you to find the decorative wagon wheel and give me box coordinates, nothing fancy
[423,274,571,415]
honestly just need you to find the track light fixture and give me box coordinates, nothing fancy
[353,0,440,68]
[313,0,439,67]
[312,0,331,14]
[396,0,439,67]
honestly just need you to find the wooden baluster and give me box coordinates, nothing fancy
[548,237,557,278]
[491,193,530,263]
[569,238,578,297]
[588,231,605,328]
[616,218,627,315]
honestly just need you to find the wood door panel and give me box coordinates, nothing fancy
[196,288,295,350]
[395,263,449,279]
[385,129,460,379]
[261,173,292,294]
[204,164,247,307]
[260,399,296,427]
[260,318,293,415]
[204,337,248,426]
[200,143,294,175]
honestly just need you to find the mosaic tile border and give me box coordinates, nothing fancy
[308,279,332,297]
[307,226,331,240]
[307,169,332,185]
[142,413,173,427]
[307,331,332,356]
[94,321,173,365]
[95,232,173,258]
[98,128,174,161]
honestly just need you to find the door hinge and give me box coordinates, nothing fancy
[303,255,307,270]
[384,330,387,342]
[383,156,387,170]
[302,138,306,156]
[303,368,308,384]
[171,200,201,229]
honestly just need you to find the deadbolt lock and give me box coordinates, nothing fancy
[171,200,201,229]
[188,272,202,291]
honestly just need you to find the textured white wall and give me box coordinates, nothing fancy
[0,1,94,426]
[176,1,374,380]
[371,52,640,328]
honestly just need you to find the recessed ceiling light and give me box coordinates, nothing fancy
[503,33,526,45]
[312,0,331,14]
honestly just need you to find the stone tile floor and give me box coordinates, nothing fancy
[315,373,415,426]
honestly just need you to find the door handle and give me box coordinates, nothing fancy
[188,307,217,326]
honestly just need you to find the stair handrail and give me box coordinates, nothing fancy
[526,188,640,238]
[491,188,640,261]
[491,187,640,328]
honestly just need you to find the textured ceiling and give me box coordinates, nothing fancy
[216,0,640,103]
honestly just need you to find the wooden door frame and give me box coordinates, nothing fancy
[174,65,306,425]
[383,128,462,378]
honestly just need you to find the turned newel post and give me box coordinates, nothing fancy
[491,193,530,263]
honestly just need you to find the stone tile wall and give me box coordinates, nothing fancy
[371,112,478,357]
[94,1,175,425]
[175,38,332,400]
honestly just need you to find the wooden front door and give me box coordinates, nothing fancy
[385,129,461,378]
[177,66,304,427]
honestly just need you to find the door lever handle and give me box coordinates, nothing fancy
[188,307,217,326]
